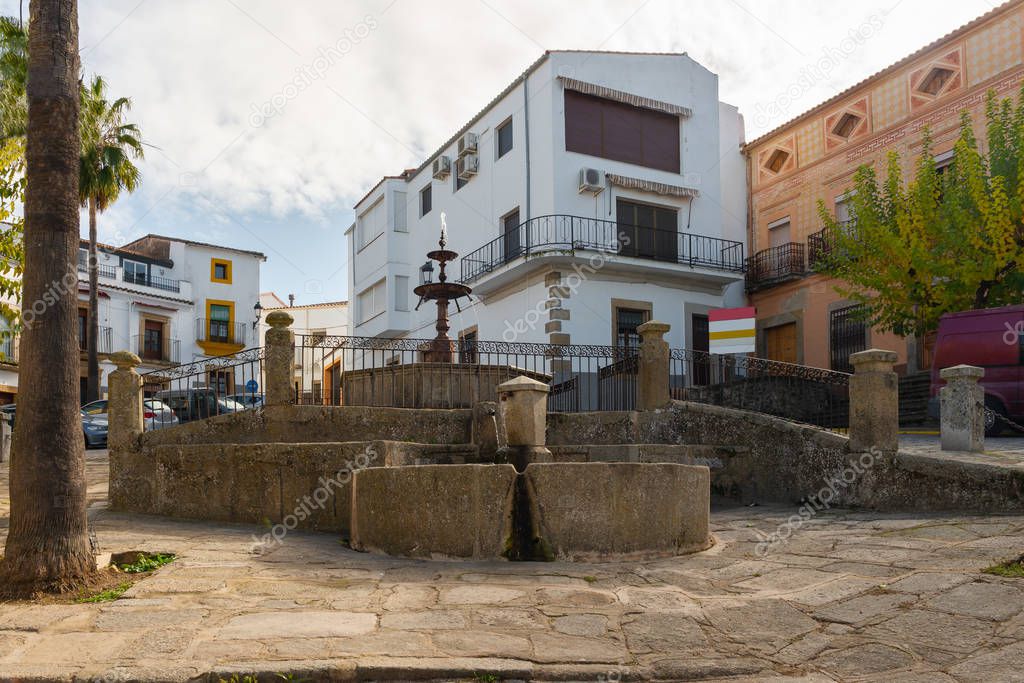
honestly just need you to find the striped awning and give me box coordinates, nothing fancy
[606,173,700,198]
[558,76,693,118]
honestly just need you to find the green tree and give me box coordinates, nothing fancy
[79,76,143,402]
[817,88,1024,338]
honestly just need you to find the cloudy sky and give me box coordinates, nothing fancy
[0,0,998,302]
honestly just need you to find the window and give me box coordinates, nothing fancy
[124,259,148,285]
[395,275,410,312]
[393,190,407,232]
[829,304,868,373]
[357,279,386,324]
[420,185,432,217]
[764,149,790,174]
[78,309,88,350]
[210,258,232,284]
[615,199,677,261]
[496,117,513,158]
[564,90,680,172]
[459,328,479,364]
[143,320,164,361]
[934,149,955,175]
[917,66,955,96]
[308,328,326,346]
[614,307,650,350]
[357,198,386,250]
[502,208,521,262]
[209,369,232,396]
[831,112,862,139]
[768,217,792,249]
[209,303,231,343]
[454,172,467,192]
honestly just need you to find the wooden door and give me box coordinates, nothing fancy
[765,323,798,364]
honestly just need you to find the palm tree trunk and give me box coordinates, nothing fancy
[87,194,98,402]
[1,0,95,591]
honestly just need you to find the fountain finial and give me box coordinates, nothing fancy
[440,212,447,248]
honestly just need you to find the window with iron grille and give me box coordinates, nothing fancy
[829,304,868,373]
[615,308,649,350]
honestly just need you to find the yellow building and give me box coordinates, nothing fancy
[744,0,1024,375]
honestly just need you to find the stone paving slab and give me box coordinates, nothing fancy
[2,452,1024,681]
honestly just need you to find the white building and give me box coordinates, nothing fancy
[258,292,349,404]
[346,51,747,353]
[76,234,265,397]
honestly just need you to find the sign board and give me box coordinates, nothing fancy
[245,379,259,393]
[709,307,756,354]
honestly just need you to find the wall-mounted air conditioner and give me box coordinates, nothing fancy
[456,154,479,180]
[432,155,451,179]
[457,132,478,157]
[579,167,605,194]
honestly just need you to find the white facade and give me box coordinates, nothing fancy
[347,51,747,351]
[77,234,265,396]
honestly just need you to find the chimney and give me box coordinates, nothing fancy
[288,294,295,307]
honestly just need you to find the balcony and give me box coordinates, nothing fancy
[809,220,855,269]
[0,335,17,364]
[460,214,745,286]
[132,334,180,364]
[195,318,247,349]
[76,254,116,279]
[78,326,113,354]
[122,270,182,294]
[745,242,806,291]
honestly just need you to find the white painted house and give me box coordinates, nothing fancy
[77,234,265,397]
[347,51,747,353]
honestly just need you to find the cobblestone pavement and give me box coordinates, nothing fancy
[2,454,1024,681]
[899,434,1024,460]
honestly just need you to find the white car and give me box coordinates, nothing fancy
[81,398,180,431]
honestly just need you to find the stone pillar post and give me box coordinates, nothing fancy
[108,350,144,451]
[636,320,671,411]
[0,412,10,463]
[849,349,899,453]
[940,364,985,453]
[264,311,295,407]
[495,375,552,471]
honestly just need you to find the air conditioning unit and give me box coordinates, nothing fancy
[456,154,479,180]
[579,167,605,194]
[432,155,451,179]
[457,132,478,157]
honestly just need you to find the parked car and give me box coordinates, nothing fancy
[2,404,107,448]
[82,397,180,431]
[155,388,244,424]
[227,392,264,410]
[929,304,1023,436]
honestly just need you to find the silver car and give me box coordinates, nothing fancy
[81,397,180,431]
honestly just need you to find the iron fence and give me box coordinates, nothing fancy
[293,334,638,411]
[122,270,182,293]
[139,347,264,424]
[670,348,850,431]
[745,242,806,291]
[460,214,745,283]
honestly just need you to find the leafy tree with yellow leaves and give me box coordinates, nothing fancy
[818,89,1024,338]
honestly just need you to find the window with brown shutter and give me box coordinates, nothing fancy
[564,90,680,173]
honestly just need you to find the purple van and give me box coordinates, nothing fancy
[929,304,1024,435]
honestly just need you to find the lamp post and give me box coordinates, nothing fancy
[252,301,264,331]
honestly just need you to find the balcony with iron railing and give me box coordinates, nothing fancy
[808,220,856,270]
[0,335,17,364]
[77,253,187,296]
[121,270,182,293]
[132,334,181,364]
[78,325,113,355]
[459,214,745,285]
[745,242,806,291]
[195,318,246,347]
[76,253,116,279]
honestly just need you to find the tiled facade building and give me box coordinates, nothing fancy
[744,0,1024,374]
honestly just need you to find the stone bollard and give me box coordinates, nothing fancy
[495,375,552,471]
[940,365,985,453]
[0,411,10,463]
[264,310,295,407]
[849,349,899,453]
[636,320,671,411]
[108,351,144,451]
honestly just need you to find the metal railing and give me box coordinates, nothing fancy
[670,348,850,431]
[460,214,745,283]
[0,335,17,364]
[76,255,116,279]
[745,242,806,290]
[808,220,855,269]
[292,334,639,411]
[139,347,264,424]
[122,270,181,293]
[195,319,246,346]
[78,326,112,354]
[132,335,180,364]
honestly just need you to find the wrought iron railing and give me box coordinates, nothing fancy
[133,335,181,364]
[122,270,182,293]
[78,325,112,354]
[808,220,855,269]
[0,335,17,364]
[76,255,116,279]
[460,214,745,283]
[670,348,850,431]
[195,318,246,346]
[745,242,806,290]
[139,347,264,424]
[292,334,639,411]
